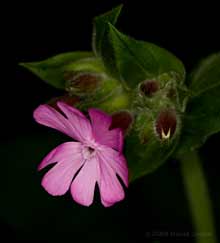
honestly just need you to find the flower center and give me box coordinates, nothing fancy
[88,146,95,154]
[82,145,96,160]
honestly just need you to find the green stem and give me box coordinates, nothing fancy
[180,151,217,243]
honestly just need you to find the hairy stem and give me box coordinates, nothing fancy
[180,151,217,243]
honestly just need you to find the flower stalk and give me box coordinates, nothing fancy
[180,151,217,243]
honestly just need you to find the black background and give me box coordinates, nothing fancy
[2,0,220,242]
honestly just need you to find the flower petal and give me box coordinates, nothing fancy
[98,147,129,187]
[101,199,115,207]
[38,142,82,170]
[89,108,123,152]
[57,102,93,142]
[34,103,92,142]
[41,142,84,196]
[34,104,78,140]
[97,153,125,207]
[71,156,99,206]
[57,101,86,118]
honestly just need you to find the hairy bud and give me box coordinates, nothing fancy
[110,111,133,135]
[65,71,101,95]
[139,80,159,97]
[155,108,177,140]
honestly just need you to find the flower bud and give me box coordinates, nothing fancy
[110,110,133,135]
[64,71,101,96]
[139,80,159,97]
[155,108,177,140]
[167,88,177,99]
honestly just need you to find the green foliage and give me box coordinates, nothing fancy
[99,23,185,88]
[20,52,93,89]
[177,53,220,155]
[92,5,123,55]
[189,53,220,95]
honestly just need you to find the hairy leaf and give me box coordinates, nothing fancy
[177,53,220,155]
[92,5,123,55]
[20,52,93,89]
[100,24,185,88]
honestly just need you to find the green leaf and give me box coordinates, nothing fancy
[177,53,220,155]
[189,53,220,95]
[126,131,179,182]
[100,24,185,88]
[20,52,93,89]
[92,5,123,56]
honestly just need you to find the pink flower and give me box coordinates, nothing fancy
[33,102,128,207]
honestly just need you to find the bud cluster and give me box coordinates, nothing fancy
[137,73,181,142]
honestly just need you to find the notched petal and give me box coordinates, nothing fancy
[47,95,80,112]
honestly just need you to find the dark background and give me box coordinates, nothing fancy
[2,0,220,242]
